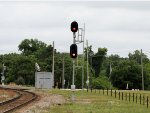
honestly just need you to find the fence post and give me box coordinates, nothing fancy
[133,93,134,102]
[140,94,141,104]
[119,92,120,100]
[136,94,137,103]
[115,90,116,98]
[99,89,100,94]
[129,93,130,102]
[95,89,96,93]
[147,96,149,108]
[103,89,104,95]
[91,88,92,93]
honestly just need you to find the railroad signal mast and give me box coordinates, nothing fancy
[70,21,85,91]
[70,21,78,91]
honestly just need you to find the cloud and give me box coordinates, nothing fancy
[0,1,150,57]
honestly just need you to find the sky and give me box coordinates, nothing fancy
[0,1,150,58]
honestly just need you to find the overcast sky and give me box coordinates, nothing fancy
[1,1,150,57]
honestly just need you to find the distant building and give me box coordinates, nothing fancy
[35,72,53,89]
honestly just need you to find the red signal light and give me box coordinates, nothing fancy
[70,44,77,58]
[71,21,78,32]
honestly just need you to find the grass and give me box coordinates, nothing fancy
[45,89,150,113]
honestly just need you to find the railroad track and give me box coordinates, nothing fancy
[0,87,37,113]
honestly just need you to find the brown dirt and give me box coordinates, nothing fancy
[15,90,66,113]
[0,89,17,102]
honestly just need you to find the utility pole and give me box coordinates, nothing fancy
[141,49,144,90]
[109,62,112,89]
[86,40,89,91]
[52,41,55,88]
[62,54,65,89]
[82,24,85,90]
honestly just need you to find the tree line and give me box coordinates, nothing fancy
[0,38,150,90]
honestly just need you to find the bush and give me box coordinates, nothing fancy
[92,76,110,89]
[16,76,25,85]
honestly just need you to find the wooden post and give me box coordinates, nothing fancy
[143,95,145,105]
[133,93,134,102]
[147,96,149,108]
[129,93,130,102]
[136,94,137,103]
[115,90,116,98]
[140,94,141,104]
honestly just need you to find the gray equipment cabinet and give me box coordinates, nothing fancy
[35,72,53,89]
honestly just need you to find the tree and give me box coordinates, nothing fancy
[111,60,143,89]
[18,39,47,56]
[129,50,149,64]
[92,48,107,77]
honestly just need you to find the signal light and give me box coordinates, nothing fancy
[71,21,78,33]
[70,44,77,58]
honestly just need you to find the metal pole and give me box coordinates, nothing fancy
[109,62,112,89]
[141,49,144,90]
[62,54,65,89]
[72,60,75,85]
[86,40,89,90]
[72,33,76,86]
[52,41,55,87]
[82,24,85,90]
[90,56,92,89]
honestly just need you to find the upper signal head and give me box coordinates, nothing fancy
[71,21,78,33]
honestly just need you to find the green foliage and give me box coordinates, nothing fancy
[111,60,146,90]
[92,47,107,77]
[3,54,35,85]
[16,76,25,85]
[1,38,150,91]
[129,50,149,64]
[18,39,47,56]
[92,76,110,89]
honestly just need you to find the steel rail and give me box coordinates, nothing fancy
[0,87,37,113]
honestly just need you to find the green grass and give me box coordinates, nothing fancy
[45,89,150,113]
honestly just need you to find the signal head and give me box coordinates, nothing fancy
[71,21,78,33]
[70,44,77,58]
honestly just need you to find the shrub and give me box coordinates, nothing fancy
[92,76,110,89]
[16,76,25,85]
